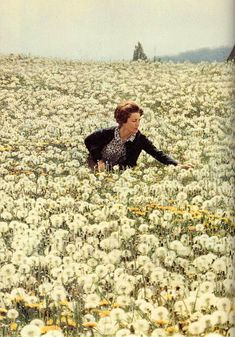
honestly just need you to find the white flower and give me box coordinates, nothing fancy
[199,281,215,294]
[136,255,151,267]
[1,210,13,220]
[195,223,204,231]
[121,224,135,239]
[110,308,126,322]
[137,288,154,301]
[198,314,215,329]
[18,264,31,274]
[187,320,205,335]
[223,279,235,293]
[0,221,9,233]
[204,333,224,337]
[151,306,169,321]
[115,329,131,337]
[95,265,109,278]
[97,317,118,335]
[50,287,67,302]
[227,327,235,337]
[176,245,191,257]
[1,263,16,277]
[211,257,227,273]
[205,271,216,282]
[65,243,76,254]
[30,319,45,328]
[228,310,235,325]
[38,282,53,295]
[10,287,27,298]
[151,328,166,337]
[137,243,151,255]
[108,249,122,264]
[26,296,39,305]
[150,267,166,284]
[100,237,121,250]
[196,292,216,311]
[115,278,134,295]
[174,300,187,316]
[176,192,187,201]
[138,224,149,233]
[190,311,203,322]
[20,324,41,337]
[211,310,228,325]
[133,319,149,334]
[7,308,19,319]
[116,295,132,307]
[85,293,100,309]
[216,297,231,312]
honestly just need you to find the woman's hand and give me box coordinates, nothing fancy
[177,163,194,170]
[97,160,106,172]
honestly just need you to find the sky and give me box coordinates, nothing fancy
[0,0,234,61]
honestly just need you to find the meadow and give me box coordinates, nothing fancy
[0,54,234,337]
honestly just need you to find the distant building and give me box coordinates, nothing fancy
[227,45,235,61]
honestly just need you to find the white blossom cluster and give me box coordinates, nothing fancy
[0,54,234,337]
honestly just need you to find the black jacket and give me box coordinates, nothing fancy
[84,126,178,169]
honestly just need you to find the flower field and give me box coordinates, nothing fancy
[0,54,234,337]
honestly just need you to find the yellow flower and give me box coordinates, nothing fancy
[154,319,169,325]
[90,309,100,314]
[59,300,70,307]
[163,293,173,301]
[99,310,110,317]
[128,207,140,212]
[10,322,18,331]
[60,316,77,327]
[13,296,24,303]
[41,325,61,333]
[112,303,122,308]
[82,322,97,328]
[134,210,146,216]
[99,299,110,306]
[46,319,54,325]
[0,146,12,151]
[0,308,7,315]
[25,302,42,309]
[188,226,196,231]
[67,318,77,327]
[105,178,114,182]
[165,325,178,335]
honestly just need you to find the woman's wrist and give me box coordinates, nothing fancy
[97,160,106,171]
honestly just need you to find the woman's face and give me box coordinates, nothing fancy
[123,112,141,134]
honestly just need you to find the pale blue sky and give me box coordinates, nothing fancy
[0,0,234,60]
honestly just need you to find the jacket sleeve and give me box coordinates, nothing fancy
[142,135,178,166]
[84,129,105,162]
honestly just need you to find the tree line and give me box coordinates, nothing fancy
[132,42,235,62]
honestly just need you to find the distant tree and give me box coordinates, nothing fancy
[132,42,148,61]
[227,45,235,61]
[153,56,161,62]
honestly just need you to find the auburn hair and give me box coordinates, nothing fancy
[114,101,143,126]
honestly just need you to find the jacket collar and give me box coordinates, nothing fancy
[115,126,137,142]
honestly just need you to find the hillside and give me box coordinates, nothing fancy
[159,46,232,63]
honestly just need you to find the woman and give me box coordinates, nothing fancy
[84,101,193,171]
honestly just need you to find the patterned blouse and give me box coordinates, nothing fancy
[101,127,136,167]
